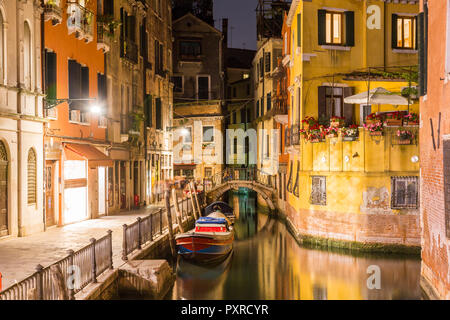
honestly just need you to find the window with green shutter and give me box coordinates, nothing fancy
[297,13,301,47]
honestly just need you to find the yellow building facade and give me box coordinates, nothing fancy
[282,0,421,250]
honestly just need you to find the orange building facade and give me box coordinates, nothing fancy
[419,0,450,300]
[43,0,109,226]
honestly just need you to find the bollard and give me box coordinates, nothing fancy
[107,230,113,270]
[90,238,97,283]
[66,249,75,300]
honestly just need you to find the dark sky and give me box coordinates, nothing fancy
[213,0,257,50]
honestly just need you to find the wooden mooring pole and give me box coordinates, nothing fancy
[192,181,202,217]
[172,188,185,233]
[164,190,177,258]
[188,182,199,220]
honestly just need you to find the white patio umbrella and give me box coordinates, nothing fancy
[344,87,409,106]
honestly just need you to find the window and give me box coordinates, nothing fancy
[45,51,57,100]
[155,97,162,129]
[360,105,372,125]
[183,127,192,143]
[318,10,354,46]
[144,94,152,127]
[27,149,37,205]
[172,76,183,93]
[318,86,354,124]
[286,160,293,193]
[297,13,301,47]
[259,57,263,78]
[264,52,271,72]
[267,93,271,111]
[391,176,418,209]
[232,111,237,124]
[68,60,83,111]
[261,97,264,116]
[240,108,246,124]
[24,22,32,89]
[232,87,237,98]
[234,137,238,154]
[202,126,214,142]
[180,40,201,58]
[97,73,106,104]
[204,168,212,178]
[293,161,300,197]
[197,76,210,100]
[310,176,326,205]
[265,134,270,158]
[256,100,260,118]
[155,40,164,74]
[418,6,428,96]
[393,15,417,49]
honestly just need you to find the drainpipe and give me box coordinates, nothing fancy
[41,0,46,232]
[17,2,22,236]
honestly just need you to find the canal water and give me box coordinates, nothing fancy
[168,189,422,300]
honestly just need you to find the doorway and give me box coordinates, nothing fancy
[45,162,56,227]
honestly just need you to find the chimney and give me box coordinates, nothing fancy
[222,18,228,49]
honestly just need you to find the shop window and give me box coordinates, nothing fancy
[391,176,419,209]
[310,176,326,205]
[27,149,37,205]
[393,15,417,49]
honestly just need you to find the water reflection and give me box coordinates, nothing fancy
[170,190,421,300]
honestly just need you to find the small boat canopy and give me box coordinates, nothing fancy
[196,217,227,225]
[204,201,233,216]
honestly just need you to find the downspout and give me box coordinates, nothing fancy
[17,1,22,236]
[384,1,387,70]
[41,0,46,231]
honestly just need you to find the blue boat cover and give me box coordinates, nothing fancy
[196,217,227,225]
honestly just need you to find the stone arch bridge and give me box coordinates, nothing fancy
[204,168,277,212]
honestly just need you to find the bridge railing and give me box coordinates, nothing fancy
[204,167,276,191]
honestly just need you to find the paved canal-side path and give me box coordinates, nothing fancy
[0,206,163,290]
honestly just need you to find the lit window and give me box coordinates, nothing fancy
[395,16,417,49]
[391,176,418,209]
[202,126,214,142]
[325,12,343,45]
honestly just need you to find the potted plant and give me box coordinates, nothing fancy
[341,124,359,141]
[365,113,382,125]
[384,111,403,126]
[396,129,415,144]
[326,126,339,138]
[330,116,345,128]
[301,116,317,130]
[403,112,419,126]
[364,121,384,136]
[307,124,326,143]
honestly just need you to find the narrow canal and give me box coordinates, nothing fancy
[168,189,422,300]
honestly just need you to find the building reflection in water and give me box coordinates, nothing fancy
[171,190,421,300]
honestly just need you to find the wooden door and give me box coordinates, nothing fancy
[45,163,56,227]
[0,141,8,236]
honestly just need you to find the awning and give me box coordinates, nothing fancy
[64,143,113,167]
[343,87,409,105]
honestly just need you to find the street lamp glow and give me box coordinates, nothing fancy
[180,128,189,136]
[91,104,102,114]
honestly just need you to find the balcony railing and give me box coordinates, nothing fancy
[96,21,111,53]
[120,37,138,64]
[67,1,94,42]
[43,2,62,25]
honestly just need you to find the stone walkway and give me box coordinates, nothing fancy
[0,205,164,290]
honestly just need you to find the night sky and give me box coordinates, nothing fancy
[213,0,258,50]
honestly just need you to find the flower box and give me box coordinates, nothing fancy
[384,119,403,126]
[365,119,382,125]
[397,139,412,145]
[404,121,419,126]
[342,136,358,141]
[310,138,324,143]
[369,131,383,136]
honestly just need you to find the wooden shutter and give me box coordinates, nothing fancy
[97,73,106,102]
[81,66,89,101]
[155,97,162,129]
[104,0,114,16]
[256,100,259,118]
[318,86,327,119]
[145,94,152,127]
[297,13,301,47]
[160,43,164,71]
[155,40,159,73]
[318,10,326,45]
[267,93,271,111]
[68,60,81,103]
[265,52,271,72]
[418,9,428,96]
[45,51,57,100]
[27,149,37,205]
[345,11,355,46]
[343,87,354,126]
[392,14,398,49]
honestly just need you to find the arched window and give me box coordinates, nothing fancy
[0,141,8,235]
[23,21,31,88]
[27,148,37,205]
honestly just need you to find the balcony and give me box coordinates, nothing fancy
[272,99,288,124]
[67,1,94,42]
[43,1,62,25]
[120,37,138,64]
[291,124,300,146]
[97,21,111,53]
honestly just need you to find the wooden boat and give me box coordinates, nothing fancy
[204,201,235,224]
[175,211,234,265]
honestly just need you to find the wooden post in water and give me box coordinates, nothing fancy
[192,181,202,217]
[172,188,185,233]
[164,190,177,258]
[188,182,199,220]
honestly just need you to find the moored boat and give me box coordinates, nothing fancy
[175,211,234,265]
[204,201,236,224]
